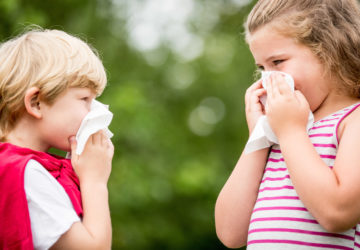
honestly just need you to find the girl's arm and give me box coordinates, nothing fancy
[215,80,268,248]
[51,130,113,250]
[266,74,360,233]
[215,148,268,248]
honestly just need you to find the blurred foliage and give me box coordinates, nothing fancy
[0,0,257,249]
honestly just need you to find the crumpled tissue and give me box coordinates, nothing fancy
[243,71,314,154]
[70,99,113,156]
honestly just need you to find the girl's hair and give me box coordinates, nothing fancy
[0,27,107,140]
[245,0,360,97]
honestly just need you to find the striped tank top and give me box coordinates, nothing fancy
[247,103,360,250]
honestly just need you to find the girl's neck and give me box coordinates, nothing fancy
[313,91,360,122]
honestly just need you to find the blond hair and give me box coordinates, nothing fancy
[245,0,360,97]
[0,28,107,140]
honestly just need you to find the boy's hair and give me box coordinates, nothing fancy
[0,28,107,140]
[245,0,360,97]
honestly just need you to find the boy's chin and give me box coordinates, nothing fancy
[54,144,72,154]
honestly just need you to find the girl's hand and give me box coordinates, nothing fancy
[245,79,267,133]
[70,130,114,184]
[265,73,309,139]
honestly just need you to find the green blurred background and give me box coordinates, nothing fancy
[0,0,257,249]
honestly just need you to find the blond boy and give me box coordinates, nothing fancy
[0,29,113,249]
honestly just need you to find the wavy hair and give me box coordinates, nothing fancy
[245,0,360,97]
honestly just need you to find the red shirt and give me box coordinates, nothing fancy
[0,143,83,250]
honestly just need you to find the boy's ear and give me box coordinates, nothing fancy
[24,87,42,119]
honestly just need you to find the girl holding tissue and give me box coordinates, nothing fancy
[215,0,360,249]
[0,28,113,249]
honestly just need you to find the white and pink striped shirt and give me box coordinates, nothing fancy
[247,103,360,250]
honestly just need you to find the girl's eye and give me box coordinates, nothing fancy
[81,97,89,101]
[257,65,264,71]
[273,60,284,65]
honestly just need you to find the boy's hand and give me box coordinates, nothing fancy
[69,130,114,184]
[265,73,309,139]
[245,79,267,134]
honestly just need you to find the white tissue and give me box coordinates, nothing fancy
[259,71,294,105]
[244,71,314,154]
[74,99,113,155]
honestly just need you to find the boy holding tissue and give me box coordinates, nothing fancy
[0,28,113,249]
[215,0,360,249]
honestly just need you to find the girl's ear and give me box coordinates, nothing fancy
[24,87,42,119]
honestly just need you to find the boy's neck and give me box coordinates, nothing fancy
[5,116,48,152]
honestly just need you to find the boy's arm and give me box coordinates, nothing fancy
[51,131,113,250]
[215,148,268,248]
[51,183,111,250]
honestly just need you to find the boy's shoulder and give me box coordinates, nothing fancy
[0,142,70,169]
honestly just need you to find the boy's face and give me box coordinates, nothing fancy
[247,24,331,112]
[38,87,96,152]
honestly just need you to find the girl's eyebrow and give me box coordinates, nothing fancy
[265,53,287,62]
[254,53,287,66]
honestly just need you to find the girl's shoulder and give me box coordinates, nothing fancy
[337,101,360,142]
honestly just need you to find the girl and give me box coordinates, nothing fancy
[215,0,360,249]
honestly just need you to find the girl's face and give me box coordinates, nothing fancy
[248,24,331,112]
[38,87,95,152]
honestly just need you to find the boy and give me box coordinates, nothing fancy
[0,28,113,249]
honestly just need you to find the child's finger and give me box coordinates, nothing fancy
[254,88,267,100]
[249,79,263,90]
[100,130,108,145]
[245,79,263,104]
[294,90,309,108]
[276,74,292,95]
[91,130,102,145]
[246,80,265,103]
[69,136,78,160]
[249,87,266,106]
[86,132,100,144]
[247,79,264,96]
[69,136,76,150]
[107,138,114,152]
[266,78,275,100]
[270,74,282,96]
